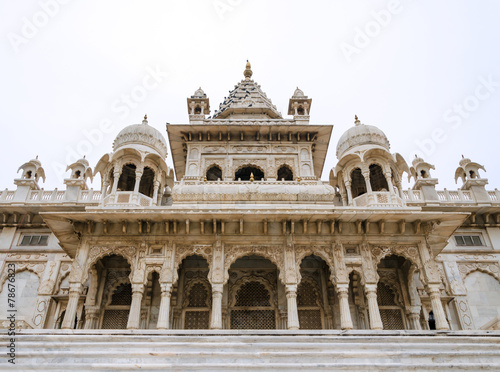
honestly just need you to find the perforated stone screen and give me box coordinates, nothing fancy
[184,310,210,329]
[101,310,129,329]
[188,283,209,308]
[231,310,276,329]
[235,282,271,307]
[298,309,322,329]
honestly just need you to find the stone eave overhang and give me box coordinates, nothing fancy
[40,207,468,258]
[166,123,333,180]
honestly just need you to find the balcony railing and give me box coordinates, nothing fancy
[352,192,405,208]
[102,191,153,208]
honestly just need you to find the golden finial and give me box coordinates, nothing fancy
[297,176,301,182]
[144,114,148,120]
[204,176,207,182]
[250,172,255,182]
[244,60,253,79]
[354,115,360,125]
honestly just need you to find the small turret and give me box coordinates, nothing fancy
[64,156,93,200]
[455,156,490,203]
[288,87,312,124]
[13,157,45,201]
[187,87,210,124]
[410,155,439,201]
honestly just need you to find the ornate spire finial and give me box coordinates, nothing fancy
[244,60,253,79]
[36,155,38,159]
[143,114,148,124]
[354,115,360,125]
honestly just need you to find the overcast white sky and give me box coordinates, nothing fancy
[1,0,499,192]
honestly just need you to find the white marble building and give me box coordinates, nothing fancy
[0,61,499,334]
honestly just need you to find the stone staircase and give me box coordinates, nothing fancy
[3,330,500,371]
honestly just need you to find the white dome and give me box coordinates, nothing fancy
[113,117,168,159]
[336,120,390,159]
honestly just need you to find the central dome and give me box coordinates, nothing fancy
[336,116,390,159]
[113,116,168,159]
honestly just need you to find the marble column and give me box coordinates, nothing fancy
[336,284,353,330]
[408,306,422,330]
[83,306,100,329]
[152,180,160,205]
[132,170,143,203]
[345,181,353,204]
[362,171,373,193]
[427,284,449,330]
[127,283,145,329]
[365,284,383,330]
[157,283,173,329]
[61,282,82,329]
[285,285,300,330]
[210,283,223,329]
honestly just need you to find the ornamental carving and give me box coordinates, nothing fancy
[294,245,335,283]
[224,245,284,284]
[458,262,500,282]
[83,245,137,283]
[0,262,45,294]
[371,245,421,268]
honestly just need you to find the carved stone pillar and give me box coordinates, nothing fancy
[127,283,145,329]
[83,306,100,329]
[427,284,449,330]
[157,283,173,329]
[336,284,353,330]
[152,180,160,205]
[362,171,373,193]
[408,306,422,330]
[101,180,109,200]
[285,285,300,330]
[385,171,395,194]
[210,283,223,329]
[132,169,143,203]
[365,284,383,330]
[111,169,121,194]
[344,180,353,204]
[61,282,82,329]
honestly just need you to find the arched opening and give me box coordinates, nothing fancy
[420,170,427,178]
[74,170,81,178]
[469,170,476,179]
[194,105,202,114]
[81,255,132,329]
[349,270,369,329]
[369,164,389,192]
[235,166,264,181]
[464,271,500,329]
[173,255,211,329]
[376,255,415,330]
[0,270,40,326]
[206,165,222,181]
[117,164,137,191]
[298,255,332,329]
[229,255,279,329]
[144,271,161,329]
[297,106,305,115]
[351,168,367,198]
[428,311,436,330]
[139,166,155,197]
[277,165,293,181]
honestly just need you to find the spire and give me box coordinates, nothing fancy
[244,60,253,79]
[354,115,360,125]
[143,114,148,124]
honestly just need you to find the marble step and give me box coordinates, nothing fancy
[4,330,500,371]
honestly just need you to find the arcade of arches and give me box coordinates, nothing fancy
[56,247,450,331]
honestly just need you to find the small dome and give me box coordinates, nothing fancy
[113,116,168,159]
[459,155,471,168]
[292,87,305,98]
[336,117,390,159]
[412,155,425,167]
[192,87,206,98]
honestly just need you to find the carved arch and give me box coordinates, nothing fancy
[83,246,136,284]
[182,278,212,308]
[0,262,44,294]
[371,246,421,270]
[295,248,335,285]
[223,247,284,285]
[229,275,277,308]
[459,263,500,284]
[102,276,131,307]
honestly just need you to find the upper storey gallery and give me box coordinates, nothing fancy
[1,62,497,209]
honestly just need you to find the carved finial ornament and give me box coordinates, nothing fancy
[244,60,253,79]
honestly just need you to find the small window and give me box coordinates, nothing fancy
[19,235,49,246]
[454,235,483,246]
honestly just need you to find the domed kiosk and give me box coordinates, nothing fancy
[330,116,409,207]
[94,115,173,207]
